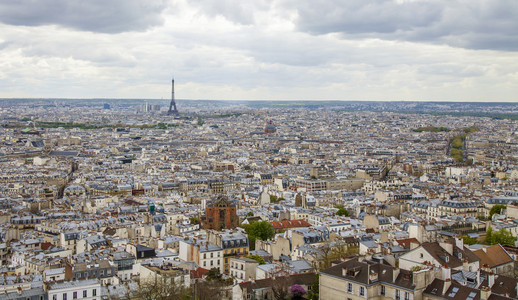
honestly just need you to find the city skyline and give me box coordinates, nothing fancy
[0,0,517,102]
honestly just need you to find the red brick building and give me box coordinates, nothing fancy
[202,195,239,230]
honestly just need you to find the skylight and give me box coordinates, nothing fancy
[448,287,459,297]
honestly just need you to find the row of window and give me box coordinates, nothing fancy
[52,289,97,300]
[202,259,221,267]
[347,283,411,299]
[203,252,221,259]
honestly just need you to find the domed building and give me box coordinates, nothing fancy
[265,120,276,134]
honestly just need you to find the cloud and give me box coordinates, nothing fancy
[0,0,168,33]
[284,0,518,51]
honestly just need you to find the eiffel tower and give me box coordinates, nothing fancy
[167,78,178,115]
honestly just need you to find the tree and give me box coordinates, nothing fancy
[246,254,266,265]
[490,205,507,218]
[493,228,517,245]
[485,226,494,245]
[206,267,223,280]
[246,212,254,217]
[241,221,275,250]
[290,284,307,300]
[336,208,349,217]
[195,268,232,300]
[272,275,293,300]
[132,275,191,300]
[484,226,517,245]
[462,235,478,245]
[307,274,319,300]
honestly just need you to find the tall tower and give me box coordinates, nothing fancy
[167,78,178,115]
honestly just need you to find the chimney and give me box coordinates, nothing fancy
[441,267,451,281]
[480,286,491,300]
[392,267,400,282]
[442,278,451,295]
[454,237,463,250]
[488,272,495,288]
[440,241,453,255]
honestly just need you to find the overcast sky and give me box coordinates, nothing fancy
[0,0,517,101]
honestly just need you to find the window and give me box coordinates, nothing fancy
[83,291,87,298]
[73,292,77,299]
[347,283,353,293]
[381,285,385,296]
[204,253,206,259]
[448,287,459,298]
[405,292,410,300]
[63,293,67,300]
[211,253,213,258]
[420,253,423,258]
[93,289,97,297]
[396,290,401,300]
[359,286,365,297]
[53,296,57,300]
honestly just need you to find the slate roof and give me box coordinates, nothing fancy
[320,258,415,290]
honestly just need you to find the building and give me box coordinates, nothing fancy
[320,258,435,300]
[46,279,101,300]
[64,260,117,286]
[207,230,249,275]
[179,238,224,273]
[202,195,239,230]
[472,244,514,276]
[399,239,480,272]
[229,257,259,282]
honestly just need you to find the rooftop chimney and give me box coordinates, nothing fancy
[488,272,495,288]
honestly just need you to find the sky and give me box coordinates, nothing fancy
[0,0,517,101]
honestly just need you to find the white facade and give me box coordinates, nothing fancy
[48,279,101,300]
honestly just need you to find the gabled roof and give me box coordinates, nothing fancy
[473,245,513,268]
[397,238,420,249]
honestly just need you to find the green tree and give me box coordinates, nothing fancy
[493,228,517,245]
[307,274,319,300]
[246,212,254,217]
[241,221,275,250]
[483,227,516,245]
[462,235,478,245]
[484,226,494,245]
[246,254,266,265]
[206,267,223,280]
[336,208,349,217]
[490,205,507,218]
